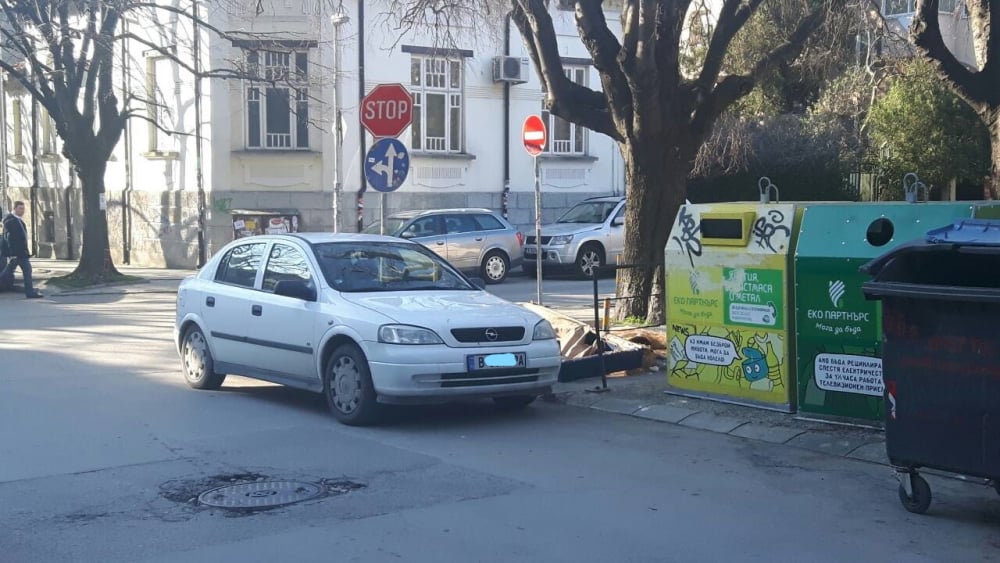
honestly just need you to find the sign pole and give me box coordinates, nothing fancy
[534,156,542,305]
[380,193,386,235]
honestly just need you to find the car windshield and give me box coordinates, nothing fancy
[313,241,475,293]
[361,217,408,236]
[557,202,619,224]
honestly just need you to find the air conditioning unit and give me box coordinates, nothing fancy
[492,56,529,84]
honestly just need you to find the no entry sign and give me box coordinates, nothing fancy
[361,83,413,138]
[522,115,546,157]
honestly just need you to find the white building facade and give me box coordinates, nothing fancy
[1,0,626,267]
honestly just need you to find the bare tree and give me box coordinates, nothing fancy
[517,0,832,323]
[0,0,325,283]
[911,0,1000,197]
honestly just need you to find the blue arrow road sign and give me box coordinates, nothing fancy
[364,138,410,193]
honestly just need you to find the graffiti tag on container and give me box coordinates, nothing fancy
[752,209,791,253]
[672,207,702,267]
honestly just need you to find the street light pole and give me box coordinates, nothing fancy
[330,2,349,233]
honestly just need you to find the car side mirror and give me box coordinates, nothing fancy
[469,277,486,290]
[274,279,317,301]
[400,231,415,239]
[611,217,625,227]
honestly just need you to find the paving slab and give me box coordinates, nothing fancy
[589,398,645,415]
[728,423,806,445]
[678,412,746,434]
[563,393,606,408]
[633,404,700,424]
[845,441,889,465]
[786,431,876,457]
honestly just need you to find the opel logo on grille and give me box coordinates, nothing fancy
[485,328,499,341]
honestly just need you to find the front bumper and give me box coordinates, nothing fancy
[522,245,576,267]
[365,340,561,404]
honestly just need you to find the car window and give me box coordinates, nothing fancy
[473,214,505,231]
[262,244,313,293]
[363,217,408,235]
[613,205,626,222]
[557,202,620,224]
[401,216,444,238]
[215,243,266,288]
[445,214,480,234]
[313,241,474,293]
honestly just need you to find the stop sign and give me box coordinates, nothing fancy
[361,83,413,138]
[522,115,546,157]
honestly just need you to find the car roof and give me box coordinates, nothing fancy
[582,195,626,203]
[388,208,497,219]
[235,233,416,245]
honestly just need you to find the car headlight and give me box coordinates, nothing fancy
[549,235,574,246]
[378,324,444,345]
[532,320,557,341]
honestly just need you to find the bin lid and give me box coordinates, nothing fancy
[925,219,1000,245]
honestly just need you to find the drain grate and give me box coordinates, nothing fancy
[197,480,324,509]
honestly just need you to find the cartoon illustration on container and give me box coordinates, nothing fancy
[668,323,786,398]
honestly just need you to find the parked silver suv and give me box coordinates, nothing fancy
[364,208,524,284]
[523,196,626,278]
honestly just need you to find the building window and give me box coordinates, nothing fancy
[11,98,23,157]
[145,55,180,154]
[41,110,58,155]
[245,49,310,150]
[410,56,463,153]
[542,66,588,155]
[880,0,958,15]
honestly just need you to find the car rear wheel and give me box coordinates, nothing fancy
[181,326,226,390]
[576,243,605,279]
[481,250,509,284]
[324,343,381,426]
[493,395,537,410]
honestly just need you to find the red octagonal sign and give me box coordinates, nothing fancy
[361,83,413,138]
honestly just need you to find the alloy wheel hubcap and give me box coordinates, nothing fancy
[485,256,506,280]
[581,252,601,276]
[331,356,362,414]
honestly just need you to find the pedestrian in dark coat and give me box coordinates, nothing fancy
[1,201,42,298]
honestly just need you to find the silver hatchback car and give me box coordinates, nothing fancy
[364,208,524,284]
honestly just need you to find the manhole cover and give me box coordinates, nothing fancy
[197,480,323,509]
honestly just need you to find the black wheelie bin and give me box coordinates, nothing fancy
[861,218,1000,515]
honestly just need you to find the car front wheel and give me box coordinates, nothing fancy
[481,250,509,284]
[181,326,226,390]
[324,343,381,426]
[576,244,605,279]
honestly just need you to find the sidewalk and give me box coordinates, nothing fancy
[545,371,890,467]
[29,259,196,296]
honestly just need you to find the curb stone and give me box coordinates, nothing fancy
[549,391,892,467]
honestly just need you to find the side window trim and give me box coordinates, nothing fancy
[214,241,268,290]
[260,241,317,293]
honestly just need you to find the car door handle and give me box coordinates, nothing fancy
[252,305,262,316]
[436,241,445,245]
[206,296,215,307]
[475,237,483,242]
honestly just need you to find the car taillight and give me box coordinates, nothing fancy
[516,231,524,247]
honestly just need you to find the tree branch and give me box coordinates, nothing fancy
[512,0,621,141]
[620,0,662,139]
[912,0,984,108]
[574,0,630,134]
[696,0,763,96]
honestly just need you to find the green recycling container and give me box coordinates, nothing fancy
[794,202,999,423]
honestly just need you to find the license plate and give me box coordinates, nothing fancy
[524,249,537,258]
[467,352,526,372]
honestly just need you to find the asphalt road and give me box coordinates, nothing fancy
[2,290,1000,562]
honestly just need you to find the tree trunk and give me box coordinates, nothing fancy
[71,160,120,281]
[989,118,1000,199]
[613,141,689,326]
